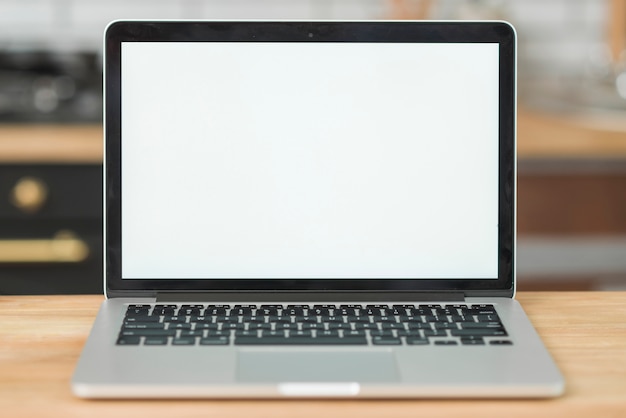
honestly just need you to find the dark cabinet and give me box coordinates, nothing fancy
[0,164,102,294]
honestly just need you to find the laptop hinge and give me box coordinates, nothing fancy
[156,292,465,303]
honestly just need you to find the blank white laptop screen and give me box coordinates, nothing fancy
[120,42,499,279]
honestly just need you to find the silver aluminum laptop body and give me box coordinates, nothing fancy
[72,20,564,398]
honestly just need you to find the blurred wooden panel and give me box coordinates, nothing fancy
[518,108,626,159]
[518,171,626,235]
[0,124,102,163]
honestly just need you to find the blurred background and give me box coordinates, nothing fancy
[1,0,625,293]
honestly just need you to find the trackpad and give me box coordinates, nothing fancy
[237,350,399,382]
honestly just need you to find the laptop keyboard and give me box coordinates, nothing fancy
[117,303,511,346]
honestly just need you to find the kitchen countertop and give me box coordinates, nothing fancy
[1,108,626,163]
[517,107,626,159]
[0,124,102,163]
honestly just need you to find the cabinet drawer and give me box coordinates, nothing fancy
[0,164,101,218]
[0,164,102,294]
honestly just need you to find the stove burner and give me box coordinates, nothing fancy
[0,51,102,123]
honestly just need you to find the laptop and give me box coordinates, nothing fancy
[72,20,564,398]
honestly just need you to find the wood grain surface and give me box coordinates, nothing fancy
[1,292,625,417]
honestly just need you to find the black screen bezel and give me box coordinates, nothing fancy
[105,21,515,297]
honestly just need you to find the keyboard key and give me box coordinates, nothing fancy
[122,322,164,329]
[275,323,299,330]
[433,323,456,330]
[207,330,231,337]
[471,305,497,315]
[353,323,378,330]
[347,316,372,324]
[205,307,227,316]
[423,329,448,337]
[362,308,382,316]
[260,330,287,338]
[370,330,395,338]
[372,336,402,345]
[123,315,160,323]
[189,315,212,322]
[179,307,202,316]
[458,321,502,329]
[152,307,176,316]
[125,308,151,317]
[289,330,314,338]
[476,314,501,322]
[461,338,485,345]
[257,307,280,316]
[489,340,513,345]
[381,322,404,330]
[231,307,254,315]
[180,330,204,337]
[309,308,332,316]
[419,304,442,309]
[168,323,192,330]
[396,329,422,337]
[377,316,398,323]
[323,316,346,323]
[120,329,176,337]
[343,330,366,338]
[434,340,458,346]
[270,316,294,324]
[116,336,141,345]
[405,337,429,345]
[433,308,453,316]
[200,336,230,345]
[172,337,196,345]
[215,315,241,323]
[221,323,245,330]
[451,329,507,337]
[283,308,306,316]
[234,330,258,337]
[336,308,358,316]
[407,322,431,330]
[407,308,430,316]
[300,323,323,331]
[392,304,416,309]
[328,323,351,330]
[445,304,468,310]
[194,323,218,330]
[245,316,267,324]
[248,323,272,330]
[163,316,188,323]
[459,335,483,341]
[144,336,169,345]
[317,330,340,338]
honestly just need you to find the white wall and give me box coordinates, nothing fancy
[0,0,386,51]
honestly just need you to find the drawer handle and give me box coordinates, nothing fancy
[0,230,89,263]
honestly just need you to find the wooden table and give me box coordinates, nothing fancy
[1,292,625,417]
